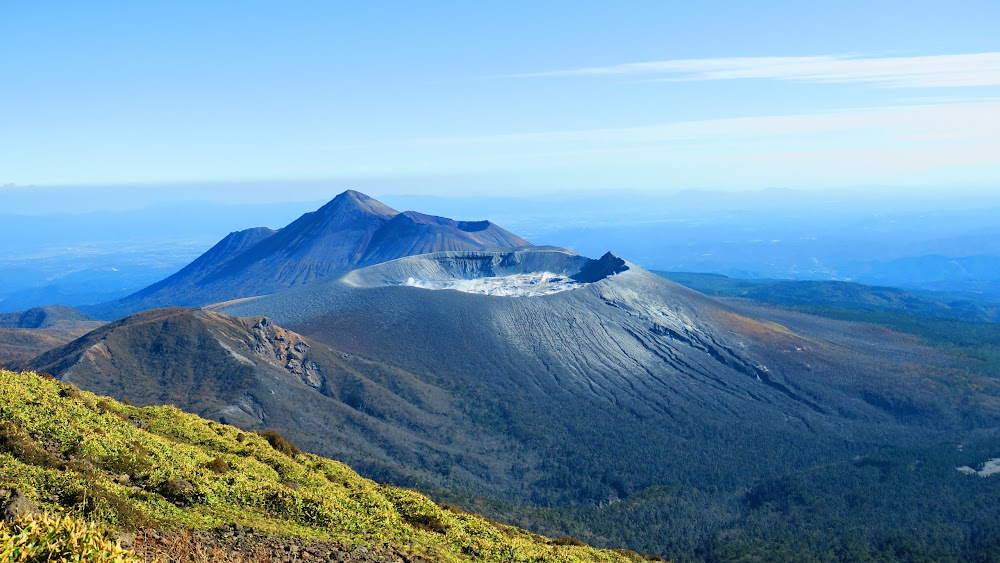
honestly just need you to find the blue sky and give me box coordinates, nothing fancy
[2,1,999,201]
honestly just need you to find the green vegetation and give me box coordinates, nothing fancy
[790,308,1000,378]
[436,433,1000,562]
[0,513,140,562]
[0,369,646,562]
[657,271,1000,323]
[656,271,1000,379]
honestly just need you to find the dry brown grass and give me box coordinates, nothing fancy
[720,311,796,341]
[132,530,273,563]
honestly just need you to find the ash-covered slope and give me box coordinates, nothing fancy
[92,190,530,319]
[214,248,983,504]
[23,307,528,487]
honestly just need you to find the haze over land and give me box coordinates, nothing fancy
[4,188,1000,311]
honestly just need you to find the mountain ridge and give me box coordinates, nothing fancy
[89,190,530,319]
[0,305,95,329]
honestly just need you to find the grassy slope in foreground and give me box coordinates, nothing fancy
[0,370,646,562]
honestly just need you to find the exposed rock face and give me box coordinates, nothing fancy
[27,308,329,407]
[343,248,608,289]
[1,488,39,522]
[343,249,628,297]
[246,316,323,389]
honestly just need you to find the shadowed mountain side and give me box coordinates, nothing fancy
[204,190,400,288]
[90,191,531,319]
[0,305,95,329]
[214,249,981,505]
[89,226,279,318]
[22,307,536,494]
[0,327,101,367]
[358,211,530,266]
[0,306,104,365]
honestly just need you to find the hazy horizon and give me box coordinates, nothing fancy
[3,1,999,199]
[3,182,1000,216]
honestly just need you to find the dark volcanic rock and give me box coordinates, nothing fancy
[136,523,416,562]
[571,251,628,283]
[1,488,39,522]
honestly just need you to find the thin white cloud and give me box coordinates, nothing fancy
[308,100,1000,190]
[519,53,1000,88]
[318,100,1000,151]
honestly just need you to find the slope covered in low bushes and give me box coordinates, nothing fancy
[0,369,646,562]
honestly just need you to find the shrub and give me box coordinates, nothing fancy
[158,479,197,506]
[101,441,153,478]
[57,384,81,400]
[95,398,116,413]
[552,536,587,547]
[404,512,449,534]
[0,512,141,562]
[255,430,301,458]
[0,422,60,469]
[206,456,230,474]
[437,502,466,514]
[69,485,153,529]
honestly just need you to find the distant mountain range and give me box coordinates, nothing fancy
[15,190,1000,560]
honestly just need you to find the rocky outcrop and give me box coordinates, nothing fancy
[1,488,39,522]
[246,317,324,389]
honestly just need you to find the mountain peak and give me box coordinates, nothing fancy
[94,190,531,317]
[320,190,399,218]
